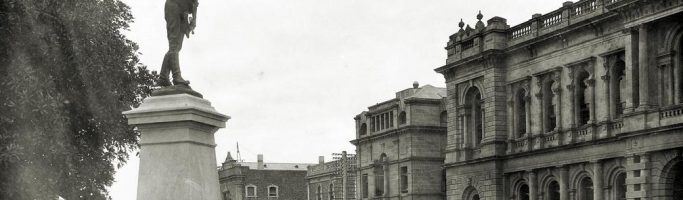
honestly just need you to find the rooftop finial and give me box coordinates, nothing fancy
[413,81,419,89]
[458,18,465,29]
[477,10,483,21]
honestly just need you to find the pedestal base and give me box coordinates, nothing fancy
[124,93,229,200]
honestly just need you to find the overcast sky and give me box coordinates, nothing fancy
[111,0,567,199]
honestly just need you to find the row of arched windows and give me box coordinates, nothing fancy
[508,54,626,139]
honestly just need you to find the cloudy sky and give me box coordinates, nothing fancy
[111,0,566,199]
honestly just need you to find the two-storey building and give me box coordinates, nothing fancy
[352,82,448,200]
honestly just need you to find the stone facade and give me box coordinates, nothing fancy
[218,153,312,200]
[435,0,683,200]
[351,83,448,200]
[307,153,357,200]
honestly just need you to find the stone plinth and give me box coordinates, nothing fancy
[123,93,229,200]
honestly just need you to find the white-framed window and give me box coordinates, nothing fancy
[246,184,257,197]
[268,185,278,197]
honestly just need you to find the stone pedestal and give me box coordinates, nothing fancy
[123,93,229,200]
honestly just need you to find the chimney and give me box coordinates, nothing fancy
[319,156,325,164]
[257,154,264,169]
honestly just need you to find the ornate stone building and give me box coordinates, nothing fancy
[352,83,448,200]
[218,153,312,200]
[435,0,683,199]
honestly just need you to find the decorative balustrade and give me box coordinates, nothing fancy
[541,11,563,28]
[506,0,608,42]
[661,106,683,119]
[544,134,557,142]
[510,22,533,39]
[577,127,591,136]
[572,0,599,16]
[609,120,624,130]
[515,139,527,149]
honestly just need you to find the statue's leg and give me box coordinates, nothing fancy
[164,2,189,86]
[158,54,171,86]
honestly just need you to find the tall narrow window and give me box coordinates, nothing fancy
[473,92,483,145]
[362,174,369,198]
[400,166,408,193]
[360,123,367,135]
[389,112,394,127]
[519,184,530,200]
[317,185,322,200]
[547,180,560,200]
[579,177,594,200]
[613,58,625,118]
[516,89,527,137]
[375,166,385,196]
[545,80,557,132]
[466,87,483,146]
[577,70,591,126]
[615,173,626,200]
[440,111,448,126]
[329,183,334,199]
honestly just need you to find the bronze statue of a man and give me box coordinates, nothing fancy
[159,0,198,86]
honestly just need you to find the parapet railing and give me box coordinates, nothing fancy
[506,0,618,45]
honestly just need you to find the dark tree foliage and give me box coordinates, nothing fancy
[0,0,157,199]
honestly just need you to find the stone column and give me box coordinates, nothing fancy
[623,29,637,113]
[124,93,229,200]
[593,160,604,200]
[529,171,537,200]
[637,24,651,110]
[559,166,569,200]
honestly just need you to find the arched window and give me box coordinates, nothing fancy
[518,183,530,200]
[440,111,448,126]
[576,70,591,126]
[614,173,626,200]
[360,123,367,135]
[465,87,483,146]
[547,180,560,200]
[329,183,334,199]
[544,80,557,132]
[516,89,527,137]
[399,111,407,125]
[579,177,594,200]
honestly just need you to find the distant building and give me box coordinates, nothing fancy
[351,83,448,199]
[218,153,312,200]
[435,1,683,200]
[306,152,357,200]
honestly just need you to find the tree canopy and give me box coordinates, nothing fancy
[0,0,156,199]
